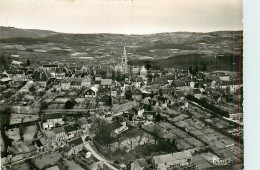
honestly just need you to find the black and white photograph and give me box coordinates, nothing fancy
[0,0,244,169]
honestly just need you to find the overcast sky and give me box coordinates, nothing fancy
[0,0,243,34]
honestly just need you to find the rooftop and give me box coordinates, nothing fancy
[153,150,192,165]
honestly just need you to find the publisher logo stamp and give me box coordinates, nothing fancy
[212,156,231,165]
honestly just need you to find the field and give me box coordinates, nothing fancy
[10,114,39,125]
[34,152,62,169]
[1,27,242,71]
[65,160,85,170]
[23,125,38,142]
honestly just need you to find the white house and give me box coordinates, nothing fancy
[85,86,98,98]
[152,150,193,169]
[42,113,64,130]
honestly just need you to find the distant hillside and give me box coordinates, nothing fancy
[0,27,57,39]
[0,26,242,71]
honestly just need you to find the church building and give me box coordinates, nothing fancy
[115,47,129,74]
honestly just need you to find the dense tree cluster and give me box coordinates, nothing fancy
[64,100,77,109]
[186,94,230,118]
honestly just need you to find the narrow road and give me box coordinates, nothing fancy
[84,142,119,170]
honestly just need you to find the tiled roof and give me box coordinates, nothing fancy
[193,89,201,94]
[53,127,65,134]
[153,150,192,165]
[101,79,112,85]
[70,81,82,86]
[64,124,80,133]
[78,118,88,126]
[135,158,148,168]
[35,140,43,147]
[68,137,83,147]
[105,121,123,131]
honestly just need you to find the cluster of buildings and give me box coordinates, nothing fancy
[1,47,243,170]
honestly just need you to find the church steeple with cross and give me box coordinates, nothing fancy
[121,46,128,73]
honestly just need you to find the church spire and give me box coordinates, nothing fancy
[123,46,127,58]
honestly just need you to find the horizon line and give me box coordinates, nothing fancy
[0,26,243,36]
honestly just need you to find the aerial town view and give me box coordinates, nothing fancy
[0,0,243,170]
[0,27,243,170]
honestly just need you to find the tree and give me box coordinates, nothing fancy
[64,100,77,109]
[125,90,133,100]
[202,63,207,72]
[40,101,49,110]
[26,59,31,67]
[0,53,11,69]
[189,65,193,75]
[152,126,161,144]
[155,113,161,122]
[29,85,36,92]
[194,65,199,75]
[145,63,152,70]
[115,70,122,82]
[94,119,114,145]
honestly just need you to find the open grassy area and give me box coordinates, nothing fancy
[107,143,173,165]
[34,153,62,169]
[65,160,84,170]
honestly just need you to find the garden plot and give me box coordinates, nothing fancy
[10,162,30,170]
[171,114,189,123]
[185,137,205,147]
[22,125,38,142]
[6,128,21,142]
[10,114,39,125]
[34,152,62,169]
[158,121,175,130]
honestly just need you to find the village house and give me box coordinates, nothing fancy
[132,105,145,117]
[111,88,119,97]
[180,100,189,110]
[53,127,66,146]
[70,80,82,89]
[131,158,150,170]
[49,68,56,77]
[172,80,190,91]
[55,68,66,79]
[61,78,70,90]
[63,137,84,158]
[166,74,176,85]
[158,96,168,109]
[153,77,168,86]
[159,88,173,97]
[64,123,81,139]
[76,149,105,170]
[192,89,202,99]
[85,86,98,98]
[219,81,241,93]
[106,121,128,136]
[35,70,51,88]
[149,97,159,108]
[132,66,140,74]
[144,111,155,121]
[51,79,61,91]
[139,66,148,78]
[35,139,45,152]
[152,150,193,169]
[42,113,64,130]
[132,88,143,101]
[82,76,92,87]
[100,79,112,89]
[133,77,143,88]
[42,64,59,71]
[78,118,89,134]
